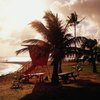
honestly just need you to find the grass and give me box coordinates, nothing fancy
[62,61,100,73]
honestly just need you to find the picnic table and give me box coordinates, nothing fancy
[21,72,45,83]
[58,71,77,83]
[11,72,45,89]
[32,72,45,83]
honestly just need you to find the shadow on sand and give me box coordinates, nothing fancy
[20,79,100,100]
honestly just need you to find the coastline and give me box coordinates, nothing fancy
[0,61,28,76]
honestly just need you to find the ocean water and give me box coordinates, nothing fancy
[0,57,30,76]
[0,63,21,76]
[0,56,75,76]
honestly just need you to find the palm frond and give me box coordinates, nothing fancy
[16,47,29,55]
[29,20,49,38]
[22,39,50,50]
[44,11,63,32]
[22,39,47,45]
[43,11,65,45]
[77,17,85,24]
[66,12,85,26]
[23,39,38,43]
[70,36,87,45]
[75,36,87,43]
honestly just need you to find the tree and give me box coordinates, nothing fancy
[16,11,67,84]
[66,12,85,60]
[82,38,98,73]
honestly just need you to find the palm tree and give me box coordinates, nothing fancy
[16,11,86,84]
[16,11,67,84]
[66,12,85,60]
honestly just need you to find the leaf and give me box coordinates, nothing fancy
[29,20,49,38]
[16,47,28,55]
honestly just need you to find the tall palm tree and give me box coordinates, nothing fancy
[17,11,66,84]
[16,11,86,84]
[66,12,85,60]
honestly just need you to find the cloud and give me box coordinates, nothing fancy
[50,0,100,40]
[0,0,100,57]
[0,0,49,56]
[68,0,100,39]
[71,0,100,25]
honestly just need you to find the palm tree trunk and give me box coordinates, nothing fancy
[74,23,77,60]
[91,57,97,73]
[51,59,59,84]
[58,60,62,73]
[90,50,97,73]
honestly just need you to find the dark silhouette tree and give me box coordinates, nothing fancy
[66,12,85,60]
[82,38,98,73]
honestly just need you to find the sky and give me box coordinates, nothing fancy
[0,0,100,57]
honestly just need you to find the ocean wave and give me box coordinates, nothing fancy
[0,63,21,76]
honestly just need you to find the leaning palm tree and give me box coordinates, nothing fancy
[31,11,68,84]
[17,11,66,84]
[16,11,86,84]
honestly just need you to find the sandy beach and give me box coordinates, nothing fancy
[0,73,35,100]
[0,71,100,100]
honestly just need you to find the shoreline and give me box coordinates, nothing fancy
[0,61,76,77]
[0,61,25,77]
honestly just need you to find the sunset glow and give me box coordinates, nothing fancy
[0,0,100,57]
[0,0,46,38]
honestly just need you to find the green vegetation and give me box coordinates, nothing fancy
[60,61,100,74]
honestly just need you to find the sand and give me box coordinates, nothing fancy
[0,71,100,100]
